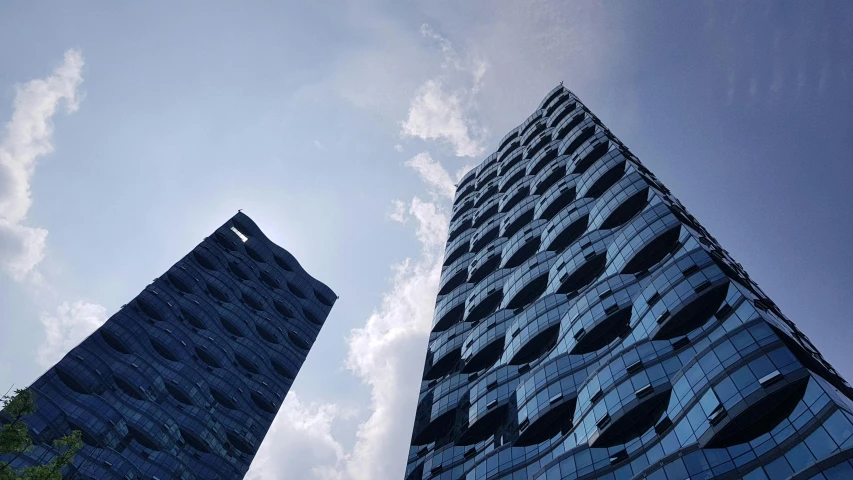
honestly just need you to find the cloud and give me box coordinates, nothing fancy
[314,140,326,150]
[250,198,447,480]
[387,199,408,223]
[0,49,84,282]
[250,154,454,480]
[246,393,351,480]
[341,194,447,480]
[420,24,487,91]
[0,224,48,284]
[252,18,491,478]
[256,5,624,475]
[0,49,109,372]
[404,152,456,199]
[400,25,488,158]
[37,301,107,367]
[401,80,486,157]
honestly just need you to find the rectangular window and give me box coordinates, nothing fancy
[230,227,249,242]
[681,264,699,276]
[635,384,654,398]
[805,426,839,459]
[758,370,782,387]
[626,360,644,374]
[708,405,727,425]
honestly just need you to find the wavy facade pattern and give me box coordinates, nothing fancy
[4,213,336,479]
[405,86,853,480]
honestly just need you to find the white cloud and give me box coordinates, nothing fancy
[294,21,497,474]
[252,5,629,476]
[407,196,450,255]
[394,144,404,152]
[314,140,326,150]
[401,80,486,157]
[37,301,107,367]
[341,195,447,480]
[246,393,351,480]
[421,24,460,70]
[0,50,107,370]
[400,25,488,158]
[420,24,487,91]
[387,199,408,223]
[404,152,456,200]
[0,49,84,282]
[251,155,452,480]
[0,223,48,284]
[251,20,487,479]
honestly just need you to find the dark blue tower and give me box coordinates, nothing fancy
[406,86,853,480]
[7,213,336,479]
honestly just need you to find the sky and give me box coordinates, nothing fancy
[0,1,852,479]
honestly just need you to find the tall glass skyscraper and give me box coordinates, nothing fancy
[5,213,336,479]
[406,86,853,480]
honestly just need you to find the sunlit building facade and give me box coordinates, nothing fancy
[4,213,336,479]
[405,86,853,480]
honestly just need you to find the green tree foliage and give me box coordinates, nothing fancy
[0,389,82,480]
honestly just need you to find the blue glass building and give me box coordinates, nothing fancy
[4,213,336,479]
[406,86,853,480]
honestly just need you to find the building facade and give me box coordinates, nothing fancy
[6,212,336,479]
[405,86,853,480]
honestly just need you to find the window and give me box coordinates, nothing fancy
[805,426,839,460]
[230,227,248,243]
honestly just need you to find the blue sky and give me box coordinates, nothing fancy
[0,2,851,479]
